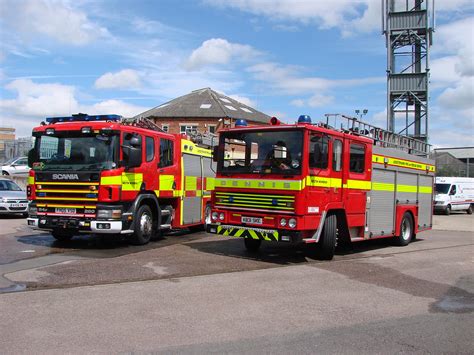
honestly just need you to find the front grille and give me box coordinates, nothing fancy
[5,200,28,204]
[215,192,295,212]
[35,182,99,202]
[34,181,98,217]
[10,207,27,211]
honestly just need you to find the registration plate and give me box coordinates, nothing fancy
[10,203,27,208]
[241,216,262,224]
[55,208,76,214]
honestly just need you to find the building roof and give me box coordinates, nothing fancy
[434,147,474,159]
[134,88,271,124]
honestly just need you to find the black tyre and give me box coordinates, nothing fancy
[467,205,473,215]
[394,212,414,246]
[129,205,154,245]
[318,213,337,260]
[22,213,28,218]
[244,238,261,252]
[445,205,451,216]
[2,171,9,176]
[51,229,74,241]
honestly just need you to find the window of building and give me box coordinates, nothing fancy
[161,125,169,133]
[180,125,198,134]
[349,144,365,173]
[309,135,329,169]
[145,136,154,162]
[159,139,174,167]
[208,125,216,134]
[333,139,342,172]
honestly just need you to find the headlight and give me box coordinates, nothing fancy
[288,218,297,228]
[0,197,7,203]
[219,212,225,220]
[280,218,287,227]
[97,209,122,220]
[212,212,218,220]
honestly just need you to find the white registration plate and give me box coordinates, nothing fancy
[241,216,262,224]
[10,203,27,208]
[55,208,76,214]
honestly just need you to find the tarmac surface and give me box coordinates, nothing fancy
[0,212,473,353]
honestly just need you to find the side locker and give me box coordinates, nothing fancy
[418,174,434,230]
[182,153,203,224]
[368,168,396,237]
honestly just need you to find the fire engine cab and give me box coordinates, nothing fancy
[207,115,435,259]
[26,113,215,244]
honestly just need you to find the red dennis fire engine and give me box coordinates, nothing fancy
[207,115,435,259]
[27,113,215,244]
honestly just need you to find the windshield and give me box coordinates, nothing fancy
[435,183,451,194]
[0,180,22,191]
[218,130,303,175]
[33,132,118,171]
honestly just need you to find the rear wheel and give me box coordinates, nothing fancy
[129,205,154,245]
[467,205,473,215]
[244,238,261,252]
[445,205,451,216]
[318,213,337,260]
[51,229,74,241]
[394,212,414,246]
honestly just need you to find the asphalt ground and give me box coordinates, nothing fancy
[0,212,473,353]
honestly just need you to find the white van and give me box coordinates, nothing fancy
[434,177,474,215]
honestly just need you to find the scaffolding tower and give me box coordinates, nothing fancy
[383,0,434,143]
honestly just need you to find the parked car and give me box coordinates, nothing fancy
[0,178,28,217]
[1,156,30,176]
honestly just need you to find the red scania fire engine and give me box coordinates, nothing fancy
[27,113,215,244]
[207,115,435,259]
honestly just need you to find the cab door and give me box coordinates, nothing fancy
[330,138,343,203]
[342,139,372,226]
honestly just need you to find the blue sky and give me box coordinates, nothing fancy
[0,0,473,147]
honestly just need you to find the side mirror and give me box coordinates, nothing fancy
[130,136,141,147]
[28,149,37,168]
[123,146,142,169]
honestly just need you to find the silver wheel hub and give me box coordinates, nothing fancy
[401,218,411,240]
[140,213,152,236]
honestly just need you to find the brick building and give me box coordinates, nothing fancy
[134,88,271,134]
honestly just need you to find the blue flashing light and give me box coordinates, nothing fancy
[272,199,278,206]
[37,192,46,197]
[298,115,312,124]
[235,119,248,127]
[45,113,122,124]
[86,193,97,198]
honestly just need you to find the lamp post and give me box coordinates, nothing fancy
[355,109,368,119]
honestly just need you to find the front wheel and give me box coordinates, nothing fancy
[445,205,451,216]
[394,212,414,246]
[318,213,337,260]
[244,238,261,252]
[129,205,154,245]
[467,205,473,215]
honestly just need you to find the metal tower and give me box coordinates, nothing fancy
[383,0,434,143]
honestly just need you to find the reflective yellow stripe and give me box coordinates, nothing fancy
[344,179,372,190]
[215,178,304,191]
[122,173,143,191]
[418,186,433,194]
[28,176,35,185]
[373,154,435,172]
[181,139,212,157]
[397,184,418,193]
[100,176,121,185]
[36,182,99,186]
[160,175,175,190]
[306,176,342,188]
[372,182,395,191]
[206,177,215,191]
[185,176,197,191]
[215,202,293,210]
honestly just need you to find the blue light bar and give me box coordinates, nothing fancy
[298,114,312,124]
[45,113,122,124]
[235,119,248,127]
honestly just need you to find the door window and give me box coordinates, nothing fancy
[309,135,329,169]
[145,137,155,162]
[159,139,174,167]
[333,139,342,172]
[349,144,365,173]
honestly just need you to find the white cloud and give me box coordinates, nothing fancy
[95,69,142,90]
[290,99,305,107]
[308,94,335,107]
[228,95,256,108]
[184,38,260,70]
[438,78,474,110]
[0,79,148,135]
[2,0,108,46]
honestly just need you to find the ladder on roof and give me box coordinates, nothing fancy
[187,131,218,148]
[121,117,166,133]
[324,114,430,156]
